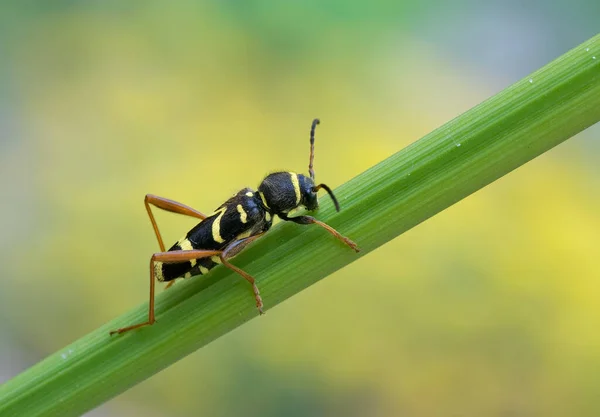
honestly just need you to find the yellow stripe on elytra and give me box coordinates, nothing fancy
[200,266,209,274]
[211,255,222,264]
[265,212,271,222]
[177,238,196,267]
[237,204,247,223]
[290,172,301,205]
[211,207,227,243]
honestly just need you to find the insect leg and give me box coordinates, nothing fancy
[280,214,360,252]
[145,194,207,251]
[109,249,222,336]
[220,233,266,314]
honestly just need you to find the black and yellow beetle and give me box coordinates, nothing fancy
[110,119,359,335]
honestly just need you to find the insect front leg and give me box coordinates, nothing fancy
[279,214,360,252]
[109,249,222,336]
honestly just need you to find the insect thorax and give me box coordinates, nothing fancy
[258,171,318,214]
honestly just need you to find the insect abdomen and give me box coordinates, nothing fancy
[156,224,222,282]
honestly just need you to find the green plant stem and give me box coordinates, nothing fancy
[2,35,600,417]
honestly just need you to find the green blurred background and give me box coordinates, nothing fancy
[1,2,599,416]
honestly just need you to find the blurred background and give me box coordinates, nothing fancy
[1,1,599,416]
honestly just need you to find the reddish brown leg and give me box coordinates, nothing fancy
[280,214,360,252]
[310,219,359,252]
[221,233,266,314]
[145,194,207,252]
[109,249,222,336]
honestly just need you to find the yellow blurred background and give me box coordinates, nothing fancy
[1,2,599,416]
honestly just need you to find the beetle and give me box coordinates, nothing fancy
[110,119,359,335]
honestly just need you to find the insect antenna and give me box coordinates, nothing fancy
[308,118,320,180]
[313,183,340,212]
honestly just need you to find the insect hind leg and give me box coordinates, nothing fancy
[145,194,207,252]
[109,249,222,336]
